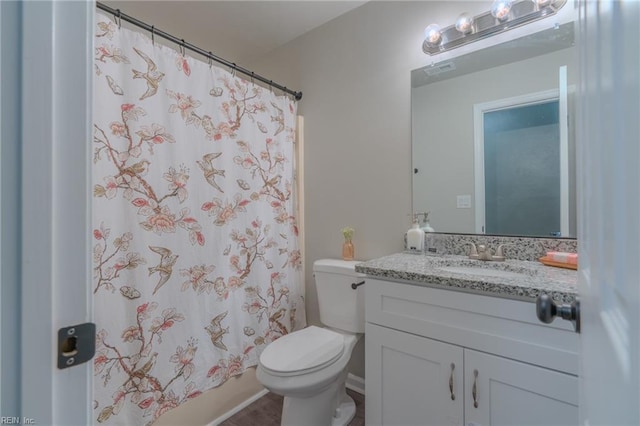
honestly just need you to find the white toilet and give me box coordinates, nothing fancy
[256,259,365,426]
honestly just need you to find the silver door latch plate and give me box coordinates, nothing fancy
[57,322,96,369]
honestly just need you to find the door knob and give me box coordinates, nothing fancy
[535,294,580,333]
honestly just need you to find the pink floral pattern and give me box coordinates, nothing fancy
[93,13,304,425]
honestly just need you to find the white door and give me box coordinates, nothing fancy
[11,2,94,424]
[366,323,464,426]
[578,0,640,424]
[464,349,578,426]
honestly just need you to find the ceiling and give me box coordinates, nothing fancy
[102,1,367,64]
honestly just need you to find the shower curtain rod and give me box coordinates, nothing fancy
[96,2,303,101]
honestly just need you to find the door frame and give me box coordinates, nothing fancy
[17,2,94,424]
[473,87,568,235]
[0,0,22,417]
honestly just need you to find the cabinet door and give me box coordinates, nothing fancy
[366,323,464,426]
[464,349,578,426]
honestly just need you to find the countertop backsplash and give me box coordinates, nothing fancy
[424,233,577,262]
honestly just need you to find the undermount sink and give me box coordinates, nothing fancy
[437,266,529,279]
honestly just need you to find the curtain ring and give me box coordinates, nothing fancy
[180,39,186,56]
[231,63,236,77]
[116,9,122,29]
[251,72,255,86]
[269,80,273,94]
[208,52,213,69]
[283,86,287,97]
[150,25,155,45]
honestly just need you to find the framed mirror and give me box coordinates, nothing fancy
[411,22,576,238]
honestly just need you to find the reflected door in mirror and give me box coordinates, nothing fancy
[480,100,560,236]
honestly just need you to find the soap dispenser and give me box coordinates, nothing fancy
[418,212,437,255]
[406,214,425,253]
[418,212,435,233]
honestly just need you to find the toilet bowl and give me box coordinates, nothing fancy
[256,259,365,426]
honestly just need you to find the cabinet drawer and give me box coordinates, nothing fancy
[365,278,579,375]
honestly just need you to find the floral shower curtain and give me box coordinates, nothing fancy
[92,14,305,425]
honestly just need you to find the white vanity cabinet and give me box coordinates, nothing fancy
[365,278,579,426]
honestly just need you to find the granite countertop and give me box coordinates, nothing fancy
[355,252,578,303]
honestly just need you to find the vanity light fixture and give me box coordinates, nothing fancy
[422,0,567,56]
[491,0,513,21]
[424,24,442,48]
[455,13,474,34]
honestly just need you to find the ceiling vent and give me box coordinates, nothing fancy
[423,62,456,76]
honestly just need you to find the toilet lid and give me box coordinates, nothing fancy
[259,326,344,374]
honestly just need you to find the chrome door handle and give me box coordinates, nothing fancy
[536,294,581,333]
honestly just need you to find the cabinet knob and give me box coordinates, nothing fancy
[535,294,580,333]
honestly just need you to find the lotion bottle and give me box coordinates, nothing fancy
[406,215,425,253]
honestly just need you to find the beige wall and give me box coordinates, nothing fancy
[248,1,497,378]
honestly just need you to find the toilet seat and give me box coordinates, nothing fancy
[259,326,345,376]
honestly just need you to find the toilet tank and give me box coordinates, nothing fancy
[313,259,366,333]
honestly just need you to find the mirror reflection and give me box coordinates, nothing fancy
[411,22,576,238]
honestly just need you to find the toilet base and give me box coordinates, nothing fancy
[332,394,356,426]
[280,388,356,426]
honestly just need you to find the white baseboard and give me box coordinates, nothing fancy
[208,388,269,426]
[346,373,365,395]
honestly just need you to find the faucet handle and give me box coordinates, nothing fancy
[468,242,479,260]
[492,244,512,261]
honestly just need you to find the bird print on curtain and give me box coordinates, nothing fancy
[92,14,305,425]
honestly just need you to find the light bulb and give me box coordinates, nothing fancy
[455,13,474,34]
[424,24,442,47]
[491,0,513,21]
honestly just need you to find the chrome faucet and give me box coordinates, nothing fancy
[468,243,507,261]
